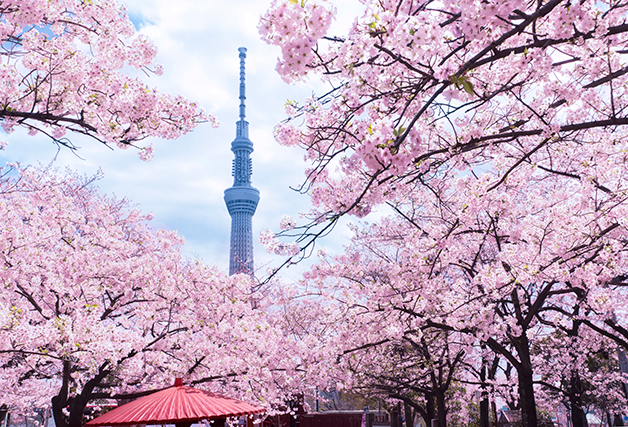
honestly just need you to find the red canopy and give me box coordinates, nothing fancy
[87,379,265,426]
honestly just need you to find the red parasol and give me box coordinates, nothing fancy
[86,379,265,427]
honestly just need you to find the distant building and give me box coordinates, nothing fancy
[224,47,259,277]
[497,410,521,427]
[497,409,554,427]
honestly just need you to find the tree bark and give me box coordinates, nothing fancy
[613,414,623,427]
[480,364,490,427]
[68,365,112,427]
[568,373,588,427]
[69,394,89,427]
[514,331,537,427]
[480,395,490,427]
[51,360,71,427]
[0,405,7,425]
[436,390,447,427]
[426,392,436,426]
[517,362,537,427]
[405,401,414,427]
[391,404,400,427]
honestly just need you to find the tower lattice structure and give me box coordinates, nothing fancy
[224,47,260,277]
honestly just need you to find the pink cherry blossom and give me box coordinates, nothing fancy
[260,0,628,425]
[0,166,321,427]
[0,0,214,159]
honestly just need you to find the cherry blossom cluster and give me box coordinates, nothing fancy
[279,214,297,230]
[259,0,628,423]
[259,228,300,257]
[0,166,318,425]
[261,0,628,218]
[259,0,335,82]
[0,0,216,158]
[295,166,628,420]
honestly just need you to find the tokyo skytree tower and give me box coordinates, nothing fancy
[224,47,260,276]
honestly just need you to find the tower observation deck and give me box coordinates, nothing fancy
[224,47,260,276]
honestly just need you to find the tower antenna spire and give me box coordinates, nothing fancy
[238,47,247,122]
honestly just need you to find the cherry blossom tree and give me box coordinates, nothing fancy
[0,0,214,159]
[0,166,312,427]
[259,0,628,261]
[347,329,467,427]
[259,1,628,426]
[533,327,627,426]
[294,196,628,427]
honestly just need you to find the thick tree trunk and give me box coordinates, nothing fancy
[480,396,490,427]
[0,405,7,425]
[426,392,436,425]
[480,364,490,427]
[518,364,537,427]
[568,373,588,427]
[613,414,624,427]
[404,401,414,427]
[511,328,537,427]
[436,390,447,427]
[391,403,401,427]
[52,360,71,427]
[414,393,435,427]
[69,395,90,427]
[570,405,588,427]
[69,368,112,427]
[415,401,430,427]
[52,360,112,427]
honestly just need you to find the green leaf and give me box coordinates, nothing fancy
[393,126,406,137]
[462,80,474,95]
[449,75,461,85]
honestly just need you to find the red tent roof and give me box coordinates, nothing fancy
[87,379,265,426]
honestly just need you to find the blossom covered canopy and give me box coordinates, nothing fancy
[260,0,628,219]
[258,1,628,426]
[0,0,215,159]
[0,167,323,427]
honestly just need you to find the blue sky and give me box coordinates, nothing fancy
[0,0,364,282]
